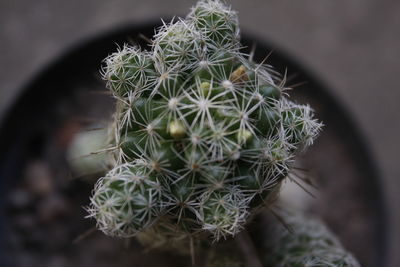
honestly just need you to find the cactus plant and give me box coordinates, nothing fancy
[264,213,361,267]
[87,0,323,249]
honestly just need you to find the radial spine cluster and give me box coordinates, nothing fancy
[88,0,322,243]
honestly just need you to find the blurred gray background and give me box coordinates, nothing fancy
[1,0,399,266]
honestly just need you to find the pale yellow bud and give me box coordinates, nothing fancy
[230,65,247,82]
[237,129,252,144]
[169,120,186,139]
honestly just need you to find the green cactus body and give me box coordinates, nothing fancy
[264,214,361,267]
[89,0,322,246]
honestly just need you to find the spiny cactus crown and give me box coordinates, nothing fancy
[87,0,322,243]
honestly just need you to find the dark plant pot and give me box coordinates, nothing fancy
[0,22,387,267]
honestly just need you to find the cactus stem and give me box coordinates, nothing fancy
[90,0,322,248]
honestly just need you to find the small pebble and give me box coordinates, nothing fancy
[8,188,32,209]
[25,161,54,196]
[13,213,36,230]
[38,193,70,223]
[45,256,68,267]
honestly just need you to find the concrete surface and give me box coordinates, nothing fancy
[1,0,399,266]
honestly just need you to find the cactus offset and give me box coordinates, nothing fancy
[264,213,361,267]
[88,0,322,246]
